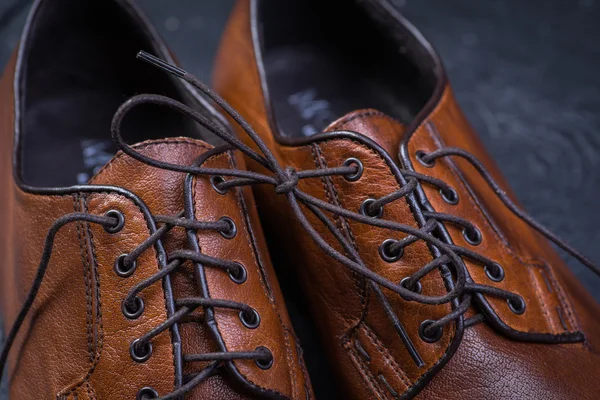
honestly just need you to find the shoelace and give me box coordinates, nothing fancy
[2,52,599,398]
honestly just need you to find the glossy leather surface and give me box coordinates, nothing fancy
[214,0,600,398]
[0,0,312,398]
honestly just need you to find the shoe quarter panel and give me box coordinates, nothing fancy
[275,139,457,398]
[407,85,583,337]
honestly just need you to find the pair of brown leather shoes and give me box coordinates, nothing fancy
[1,0,599,399]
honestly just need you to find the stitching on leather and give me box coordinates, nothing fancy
[422,111,586,340]
[73,194,95,364]
[557,307,568,331]
[310,143,369,327]
[344,336,390,400]
[90,138,211,183]
[423,122,543,265]
[422,121,571,334]
[191,152,293,399]
[225,151,297,399]
[61,194,106,397]
[310,144,347,238]
[529,266,552,330]
[539,268,554,293]
[360,324,411,389]
[302,137,456,390]
[85,381,96,400]
[85,198,105,386]
[542,264,581,333]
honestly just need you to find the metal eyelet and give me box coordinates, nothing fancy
[255,346,274,370]
[342,158,364,182]
[400,277,422,295]
[210,175,228,195]
[415,150,435,168]
[130,338,153,363]
[419,320,443,343]
[136,387,159,400]
[228,263,247,284]
[440,187,459,205]
[239,308,261,329]
[359,198,383,218]
[379,239,403,263]
[463,227,482,246]
[219,217,237,239]
[507,296,526,315]
[114,254,137,278]
[485,263,505,282]
[104,209,125,233]
[122,296,144,320]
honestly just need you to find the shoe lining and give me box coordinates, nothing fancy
[260,0,434,139]
[20,0,194,187]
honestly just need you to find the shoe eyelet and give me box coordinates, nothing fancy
[219,217,237,239]
[400,277,422,295]
[239,308,261,329]
[211,175,228,195]
[255,346,274,370]
[419,320,443,343]
[342,158,364,182]
[440,187,459,205]
[130,338,152,363]
[228,262,247,284]
[122,296,144,320]
[379,239,403,263]
[415,150,435,168]
[104,209,125,233]
[360,198,383,218]
[485,263,505,282]
[463,227,482,246]
[507,296,526,315]
[136,387,159,400]
[114,254,137,278]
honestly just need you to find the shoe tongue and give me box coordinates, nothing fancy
[89,137,212,216]
[324,109,406,161]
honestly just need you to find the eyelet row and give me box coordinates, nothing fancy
[103,206,273,381]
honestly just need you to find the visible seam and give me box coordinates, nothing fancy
[310,143,369,326]
[58,195,106,397]
[85,381,96,400]
[344,337,390,400]
[529,266,552,331]
[361,324,411,389]
[227,152,297,399]
[73,194,95,363]
[542,264,583,336]
[304,137,456,392]
[423,121,574,335]
[191,152,293,399]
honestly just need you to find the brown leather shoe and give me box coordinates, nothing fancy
[0,1,312,399]
[213,0,600,398]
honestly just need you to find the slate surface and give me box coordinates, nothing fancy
[1,0,599,398]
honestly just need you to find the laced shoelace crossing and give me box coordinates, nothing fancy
[1,52,599,398]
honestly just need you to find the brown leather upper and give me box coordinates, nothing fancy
[213,0,600,399]
[0,1,312,399]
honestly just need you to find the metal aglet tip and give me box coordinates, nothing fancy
[136,50,187,78]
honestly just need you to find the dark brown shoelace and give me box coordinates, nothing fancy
[2,52,599,398]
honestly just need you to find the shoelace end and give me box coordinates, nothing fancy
[137,50,186,78]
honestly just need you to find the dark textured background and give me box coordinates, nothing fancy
[1,0,599,398]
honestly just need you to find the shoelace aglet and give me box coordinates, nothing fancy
[137,50,186,78]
